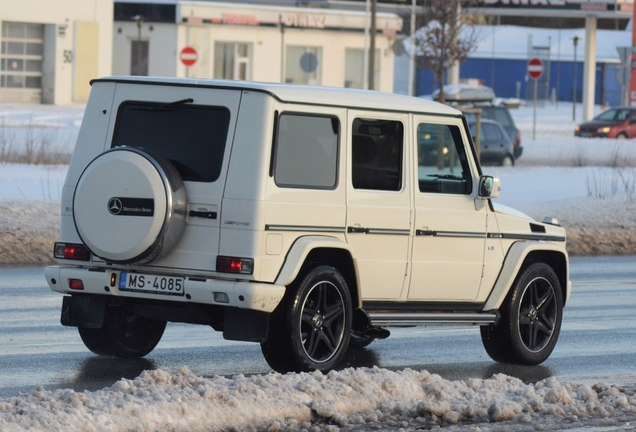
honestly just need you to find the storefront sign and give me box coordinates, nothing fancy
[281,13,326,29]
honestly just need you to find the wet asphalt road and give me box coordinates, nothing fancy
[1,255,635,399]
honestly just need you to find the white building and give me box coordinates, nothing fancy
[0,0,113,104]
[113,1,403,92]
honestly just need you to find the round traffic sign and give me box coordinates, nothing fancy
[527,57,544,80]
[180,46,198,67]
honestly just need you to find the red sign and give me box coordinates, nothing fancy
[527,58,544,80]
[180,47,198,67]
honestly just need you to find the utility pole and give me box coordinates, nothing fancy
[408,0,416,96]
[572,36,579,121]
[368,0,377,90]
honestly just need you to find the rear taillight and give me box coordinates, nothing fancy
[68,279,85,290]
[54,242,91,261]
[517,130,521,146]
[216,256,254,275]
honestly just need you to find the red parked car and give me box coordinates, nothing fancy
[575,107,636,139]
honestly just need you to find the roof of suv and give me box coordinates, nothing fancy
[93,76,462,117]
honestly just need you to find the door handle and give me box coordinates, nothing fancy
[189,210,217,219]
[347,226,368,234]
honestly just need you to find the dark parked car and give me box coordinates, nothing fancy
[432,84,522,159]
[478,105,522,157]
[575,107,636,139]
[468,119,516,166]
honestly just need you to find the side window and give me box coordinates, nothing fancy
[351,118,403,191]
[417,123,471,195]
[273,113,339,189]
[483,123,500,140]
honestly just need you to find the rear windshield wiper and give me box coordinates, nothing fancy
[131,98,194,111]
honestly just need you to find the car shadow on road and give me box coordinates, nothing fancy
[69,356,158,392]
[339,347,554,384]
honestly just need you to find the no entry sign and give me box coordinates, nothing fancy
[180,46,198,67]
[527,58,544,80]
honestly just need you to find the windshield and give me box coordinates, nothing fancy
[594,109,634,122]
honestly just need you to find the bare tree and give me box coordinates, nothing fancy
[413,1,479,104]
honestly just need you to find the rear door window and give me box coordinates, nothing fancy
[112,101,231,182]
[351,118,403,191]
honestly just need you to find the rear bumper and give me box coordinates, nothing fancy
[45,265,285,313]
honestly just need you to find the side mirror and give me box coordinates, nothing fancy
[478,175,501,199]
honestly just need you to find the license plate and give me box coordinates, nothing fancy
[119,272,185,296]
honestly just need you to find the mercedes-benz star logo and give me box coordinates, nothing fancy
[108,198,122,215]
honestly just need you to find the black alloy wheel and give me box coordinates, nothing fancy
[481,262,563,365]
[261,265,352,373]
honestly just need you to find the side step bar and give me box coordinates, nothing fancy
[368,312,498,327]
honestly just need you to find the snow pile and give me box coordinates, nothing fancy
[1,367,635,432]
[0,200,59,264]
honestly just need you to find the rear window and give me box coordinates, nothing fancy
[112,101,231,182]
[485,108,513,128]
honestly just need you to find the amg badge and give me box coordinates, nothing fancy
[107,197,154,216]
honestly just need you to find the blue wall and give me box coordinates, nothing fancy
[416,58,622,106]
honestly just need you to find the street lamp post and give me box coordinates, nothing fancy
[572,35,579,121]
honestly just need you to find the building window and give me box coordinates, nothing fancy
[214,42,251,80]
[131,40,149,76]
[344,48,380,90]
[285,46,322,85]
[344,48,363,89]
[1,23,43,91]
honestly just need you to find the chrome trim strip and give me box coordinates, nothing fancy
[265,224,346,233]
[494,233,566,242]
[366,228,410,236]
[369,312,497,327]
[416,230,486,238]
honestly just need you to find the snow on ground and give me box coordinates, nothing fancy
[0,103,83,158]
[3,101,636,431]
[2,366,636,432]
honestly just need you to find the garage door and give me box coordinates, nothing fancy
[0,22,43,103]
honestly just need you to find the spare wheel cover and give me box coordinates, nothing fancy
[73,147,187,264]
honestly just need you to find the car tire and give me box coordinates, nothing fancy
[480,262,563,365]
[617,133,628,139]
[78,305,166,358]
[501,154,514,167]
[260,265,352,373]
[349,331,375,349]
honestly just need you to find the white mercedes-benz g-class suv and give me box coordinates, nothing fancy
[45,76,570,373]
